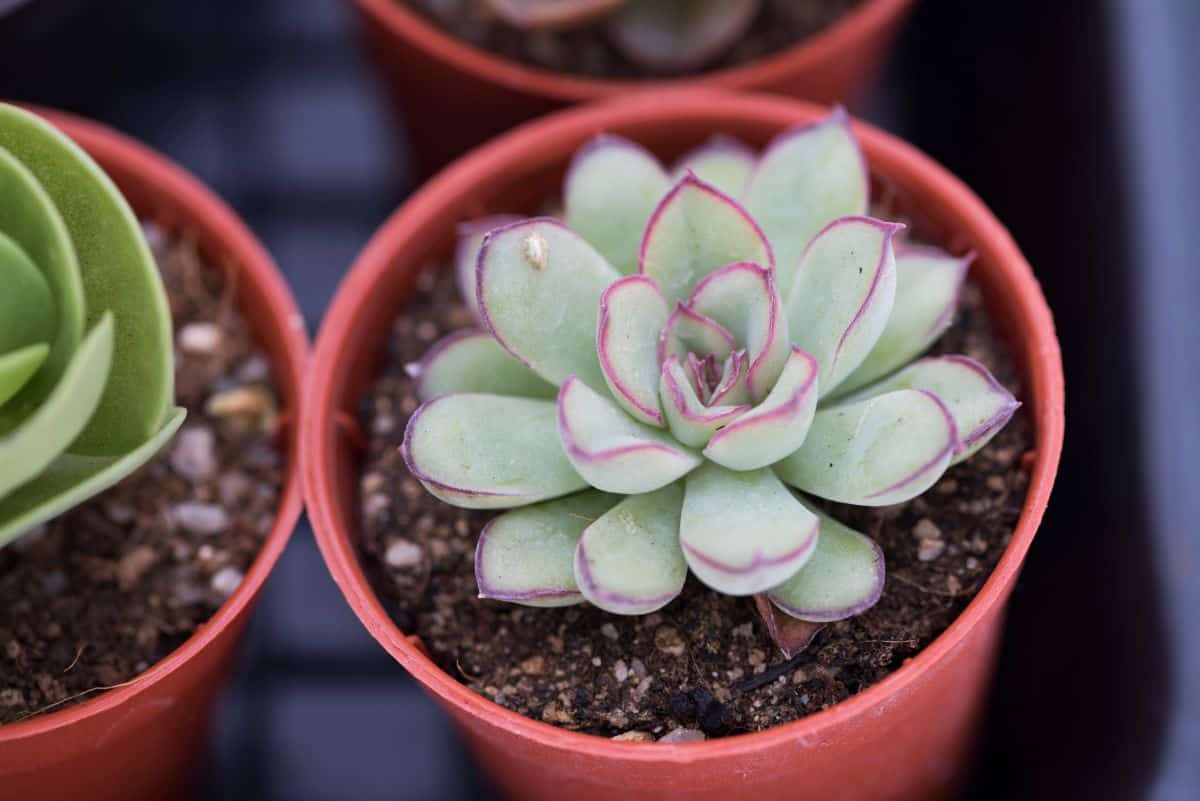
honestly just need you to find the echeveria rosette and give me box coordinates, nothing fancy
[483,0,760,73]
[402,109,1020,652]
[0,104,184,547]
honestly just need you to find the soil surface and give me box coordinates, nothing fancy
[358,264,1033,740]
[0,225,284,724]
[403,0,864,79]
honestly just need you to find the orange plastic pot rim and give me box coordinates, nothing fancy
[305,89,1064,763]
[352,0,916,102]
[0,107,309,743]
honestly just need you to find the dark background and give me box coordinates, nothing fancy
[1,0,1197,799]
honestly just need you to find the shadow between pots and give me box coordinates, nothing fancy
[895,1,1172,799]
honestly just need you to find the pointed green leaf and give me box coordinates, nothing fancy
[565,134,670,275]
[660,357,749,448]
[0,345,49,410]
[768,508,884,622]
[704,346,818,471]
[477,218,620,392]
[475,490,621,607]
[688,261,788,402]
[597,275,669,426]
[0,314,113,500]
[454,215,520,321]
[639,174,773,305]
[557,376,701,494]
[833,246,971,397]
[0,104,173,454]
[0,230,55,357]
[744,109,870,296]
[574,484,687,615]
[409,330,557,402]
[402,393,587,509]
[786,217,902,397]
[839,355,1019,465]
[0,406,186,547]
[0,144,83,430]
[773,389,957,506]
[610,0,760,73]
[680,463,818,596]
[671,136,756,199]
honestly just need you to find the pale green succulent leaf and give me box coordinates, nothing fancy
[680,463,818,596]
[597,275,669,426]
[409,330,557,402]
[475,490,621,607]
[477,218,620,392]
[786,216,901,397]
[704,346,818,471]
[574,484,687,614]
[0,406,185,547]
[744,108,869,296]
[557,376,701,494]
[639,173,773,306]
[838,355,1019,465]
[659,302,736,365]
[454,215,520,321]
[484,0,625,30]
[0,104,173,454]
[610,0,760,74]
[773,388,957,506]
[670,136,756,200]
[659,357,749,448]
[0,144,84,429]
[0,344,49,409]
[833,246,970,397]
[565,135,670,275]
[688,261,788,402]
[768,506,884,622]
[403,393,587,509]
[0,315,113,500]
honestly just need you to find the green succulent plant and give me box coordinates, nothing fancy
[403,108,1018,642]
[0,103,184,547]
[483,0,761,72]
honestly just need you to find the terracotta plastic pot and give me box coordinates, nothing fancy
[351,0,915,173]
[304,90,1064,801]
[0,108,308,801]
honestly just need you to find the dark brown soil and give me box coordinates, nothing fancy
[357,264,1032,741]
[403,0,864,79]
[0,225,284,724]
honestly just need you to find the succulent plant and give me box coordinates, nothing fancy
[403,108,1019,650]
[483,0,761,73]
[0,104,183,547]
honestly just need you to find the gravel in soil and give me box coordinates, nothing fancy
[0,225,284,724]
[404,0,865,79]
[357,264,1033,740]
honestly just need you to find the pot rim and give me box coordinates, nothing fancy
[304,89,1065,761]
[0,106,309,742]
[352,0,915,102]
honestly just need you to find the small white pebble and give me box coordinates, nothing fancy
[614,660,629,683]
[385,539,423,569]
[173,503,228,535]
[913,518,942,540]
[917,538,946,562]
[659,728,706,743]
[600,623,619,641]
[211,566,244,597]
[178,322,222,355]
[170,426,217,482]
